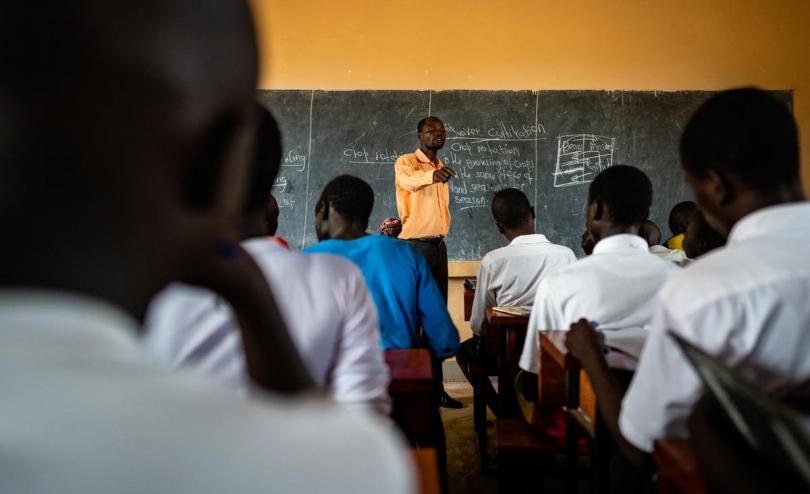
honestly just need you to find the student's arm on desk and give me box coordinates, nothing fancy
[189,241,315,394]
[415,253,460,358]
[566,319,651,466]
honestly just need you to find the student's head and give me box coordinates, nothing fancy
[243,105,283,236]
[680,88,803,236]
[638,219,662,247]
[0,2,258,320]
[683,209,726,259]
[266,195,280,236]
[586,165,653,244]
[581,229,595,256]
[491,188,535,239]
[315,175,375,240]
[668,201,697,237]
[417,116,446,152]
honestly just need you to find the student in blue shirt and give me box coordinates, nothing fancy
[305,175,459,360]
[306,175,460,492]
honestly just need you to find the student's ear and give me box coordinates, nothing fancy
[529,206,536,220]
[496,222,506,235]
[593,199,605,221]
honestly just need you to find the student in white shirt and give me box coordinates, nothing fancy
[457,188,575,416]
[0,4,413,494]
[145,108,391,414]
[640,219,688,263]
[565,88,810,470]
[519,165,679,375]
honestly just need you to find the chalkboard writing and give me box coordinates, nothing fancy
[257,90,791,260]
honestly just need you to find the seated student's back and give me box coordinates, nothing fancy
[619,88,810,453]
[520,165,679,374]
[305,175,459,359]
[0,4,412,494]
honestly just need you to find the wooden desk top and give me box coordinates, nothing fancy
[539,330,638,371]
[485,307,530,326]
[652,439,709,494]
[384,349,433,392]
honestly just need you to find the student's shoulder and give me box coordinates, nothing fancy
[154,372,413,492]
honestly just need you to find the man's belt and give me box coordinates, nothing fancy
[410,236,444,245]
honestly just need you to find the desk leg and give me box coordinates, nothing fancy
[565,367,581,494]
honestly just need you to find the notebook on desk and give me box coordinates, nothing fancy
[670,331,810,487]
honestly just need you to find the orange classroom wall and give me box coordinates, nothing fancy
[250,0,810,341]
[251,0,810,188]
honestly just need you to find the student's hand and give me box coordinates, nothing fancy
[432,167,457,183]
[565,319,605,364]
[183,240,267,301]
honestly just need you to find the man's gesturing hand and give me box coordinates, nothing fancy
[432,166,457,183]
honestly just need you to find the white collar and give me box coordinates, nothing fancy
[0,290,141,350]
[592,234,649,255]
[510,234,550,246]
[727,202,810,245]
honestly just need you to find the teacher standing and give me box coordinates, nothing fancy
[394,116,457,301]
[395,116,462,409]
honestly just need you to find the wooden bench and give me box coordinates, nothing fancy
[653,439,709,494]
[385,349,434,440]
[539,330,638,494]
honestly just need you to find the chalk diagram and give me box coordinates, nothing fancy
[553,134,615,187]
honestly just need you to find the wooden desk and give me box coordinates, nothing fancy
[412,448,441,494]
[539,330,638,494]
[485,308,530,418]
[385,349,434,439]
[463,287,475,321]
[653,439,709,494]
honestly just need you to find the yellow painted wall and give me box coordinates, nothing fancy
[250,0,810,340]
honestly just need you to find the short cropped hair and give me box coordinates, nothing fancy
[668,201,696,236]
[417,116,443,133]
[588,165,653,228]
[638,219,662,247]
[315,175,375,230]
[491,188,532,229]
[680,88,799,190]
[244,104,282,214]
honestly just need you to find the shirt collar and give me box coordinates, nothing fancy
[415,148,442,166]
[0,290,142,351]
[510,234,550,246]
[592,233,649,255]
[727,202,810,246]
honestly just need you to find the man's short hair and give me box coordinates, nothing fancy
[491,188,532,229]
[417,116,443,133]
[316,175,375,230]
[680,88,799,191]
[244,105,282,214]
[668,201,697,236]
[588,165,653,228]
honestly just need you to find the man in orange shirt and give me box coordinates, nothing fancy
[395,116,457,300]
[395,116,461,408]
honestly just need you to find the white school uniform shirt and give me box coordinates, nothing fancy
[620,203,810,452]
[649,244,688,263]
[145,237,391,415]
[470,234,576,336]
[0,291,414,494]
[519,234,679,373]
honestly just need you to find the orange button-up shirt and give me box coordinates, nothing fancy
[395,149,451,239]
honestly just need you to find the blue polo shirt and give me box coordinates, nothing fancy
[306,235,459,359]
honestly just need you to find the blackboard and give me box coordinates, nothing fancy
[257,90,792,260]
